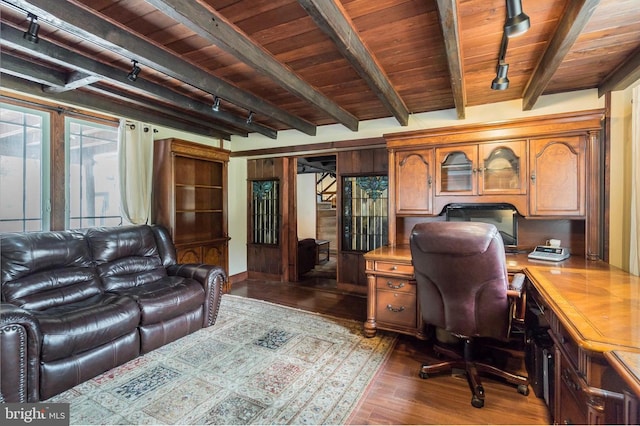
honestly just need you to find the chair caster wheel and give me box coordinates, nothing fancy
[517,384,529,396]
[419,371,429,379]
[471,395,484,408]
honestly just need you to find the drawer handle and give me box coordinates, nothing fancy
[390,265,398,271]
[386,304,405,313]
[387,281,405,289]
[561,368,580,392]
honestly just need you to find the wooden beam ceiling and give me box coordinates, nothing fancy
[6,0,316,135]
[0,22,271,138]
[598,46,640,97]
[146,0,359,132]
[298,0,409,126]
[522,0,600,111]
[435,0,466,119]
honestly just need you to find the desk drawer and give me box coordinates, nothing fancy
[376,291,417,328]
[373,261,414,275]
[376,277,415,294]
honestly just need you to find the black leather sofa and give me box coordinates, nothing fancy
[0,224,226,403]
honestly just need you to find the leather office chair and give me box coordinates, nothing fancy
[409,221,529,408]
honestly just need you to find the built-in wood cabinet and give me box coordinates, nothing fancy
[529,136,586,217]
[435,141,527,197]
[384,110,604,257]
[152,138,230,287]
[393,149,434,215]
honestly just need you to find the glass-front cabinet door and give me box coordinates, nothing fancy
[436,145,477,195]
[479,141,527,195]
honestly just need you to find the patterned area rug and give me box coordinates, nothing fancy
[46,294,397,425]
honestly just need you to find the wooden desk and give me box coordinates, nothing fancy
[604,351,640,424]
[364,246,640,424]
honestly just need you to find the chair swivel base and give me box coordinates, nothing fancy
[419,346,529,408]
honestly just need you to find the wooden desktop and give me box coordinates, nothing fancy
[364,246,640,424]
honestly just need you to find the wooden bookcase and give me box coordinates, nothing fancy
[152,138,230,286]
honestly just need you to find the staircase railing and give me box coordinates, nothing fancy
[316,172,337,206]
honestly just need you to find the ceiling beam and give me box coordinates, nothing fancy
[598,46,640,97]
[0,23,277,139]
[0,73,230,139]
[0,53,67,88]
[522,0,600,111]
[147,0,359,132]
[435,0,466,119]
[44,71,102,93]
[5,0,315,135]
[297,0,409,126]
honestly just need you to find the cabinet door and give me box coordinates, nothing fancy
[436,145,477,195]
[529,137,586,216]
[395,149,433,214]
[479,141,527,195]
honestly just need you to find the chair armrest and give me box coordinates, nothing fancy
[166,264,226,327]
[508,273,526,294]
[507,273,527,325]
[1,303,42,402]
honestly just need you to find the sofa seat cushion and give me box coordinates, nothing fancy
[35,294,140,363]
[113,276,205,325]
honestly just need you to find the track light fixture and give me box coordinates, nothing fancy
[23,13,40,43]
[491,62,510,90]
[491,33,510,90]
[246,111,254,125]
[127,60,141,82]
[504,0,530,38]
[491,0,529,90]
[212,96,221,112]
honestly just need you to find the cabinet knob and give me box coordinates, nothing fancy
[428,176,432,186]
[390,265,398,271]
[531,173,536,182]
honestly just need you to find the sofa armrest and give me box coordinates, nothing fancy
[166,264,226,327]
[1,303,42,402]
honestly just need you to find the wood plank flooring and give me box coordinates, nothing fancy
[230,278,552,425]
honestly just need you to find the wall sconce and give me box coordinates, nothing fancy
[212,96,221,112]
[127,60,141,82]
[246,111,254,125]
[23,13,40,43]
[505,0,530,38]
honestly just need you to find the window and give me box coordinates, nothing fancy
[0,104,50,232]
[251,180,279,244]
[342,175,389,252]
[66,118,122,228]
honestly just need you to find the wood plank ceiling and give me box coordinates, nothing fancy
[1,0,639,141]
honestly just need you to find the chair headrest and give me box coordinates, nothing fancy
[410,222,502,256]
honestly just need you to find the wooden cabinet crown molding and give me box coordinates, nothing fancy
[384,109,604,148]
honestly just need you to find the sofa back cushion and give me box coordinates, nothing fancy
[1,230,102,310]
[86,225,168,292]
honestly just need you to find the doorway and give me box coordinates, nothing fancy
[295,155,338,289]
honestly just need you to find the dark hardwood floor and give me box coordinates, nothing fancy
[230,276,552,425]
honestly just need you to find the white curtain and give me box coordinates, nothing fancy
[630,86,640,275]
[119,120,154,224]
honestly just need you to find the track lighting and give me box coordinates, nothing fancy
[246,111,254,125]
[127,60,141,82]
[23,13,40,43]
[504,0,530,38]
[491,62,510,90]
[212,96,220,112]
[491,33,510,90]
